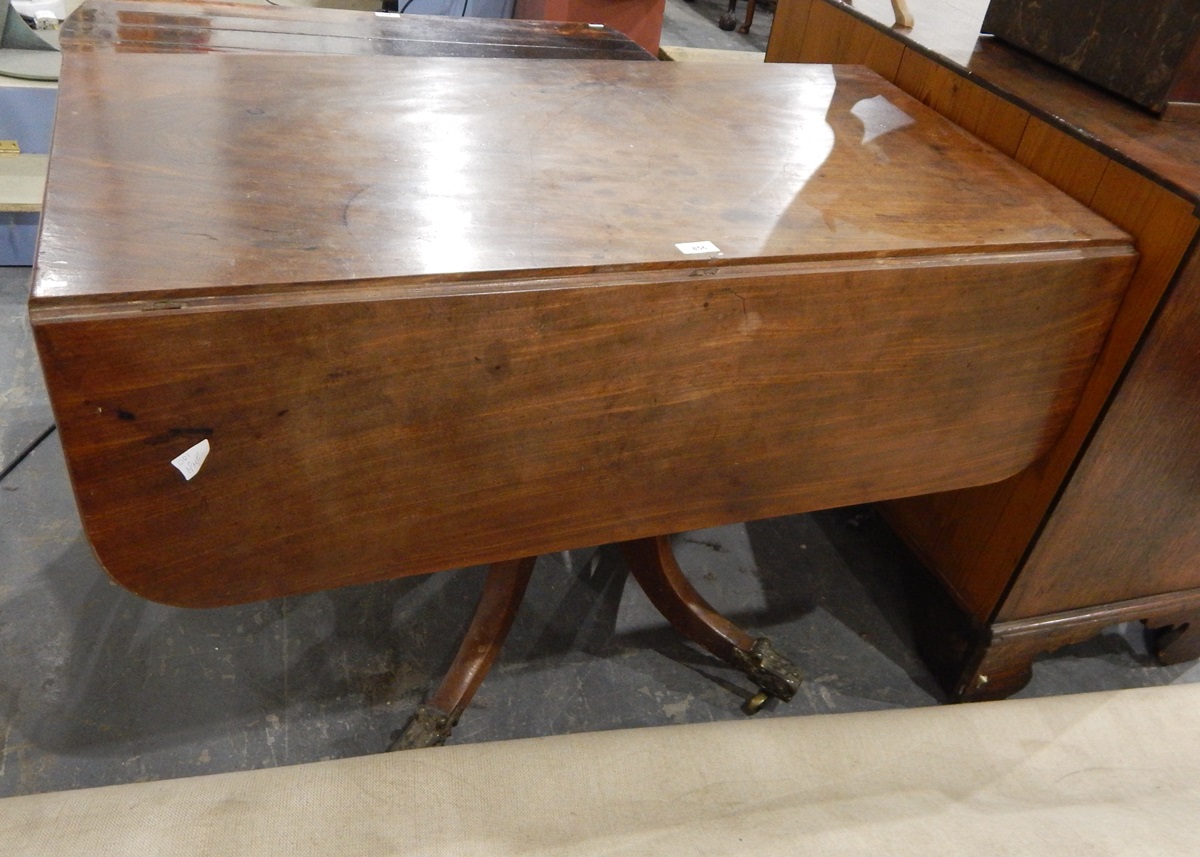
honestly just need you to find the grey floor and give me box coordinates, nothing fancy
[3,3,1199,799]
[660,0,773,53]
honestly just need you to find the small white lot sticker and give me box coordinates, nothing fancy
[675,240,721,255]
[171,439,210,481]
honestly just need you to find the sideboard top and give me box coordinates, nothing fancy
[789,0,1200,205]
[33,55,1128,304]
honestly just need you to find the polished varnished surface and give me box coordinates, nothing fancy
[1008,231,1200,616]
[767,0,1200,201]
[33,57,1126,304]
[32,50,1135,606]
[61,0,652,59]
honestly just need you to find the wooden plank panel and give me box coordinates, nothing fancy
[1086,162,1200,370]
[892,56,1029,157]
[1015,117,1111,206]
[772,0,988,66]
[859,25,907,82]
[764,0,815,63]
[781,0,1200,204]
[788,0,904,80]
[894,45,942,106]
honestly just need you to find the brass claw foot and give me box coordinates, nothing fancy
[386,556,536,752]
[389,704,456,751]
[729,637,804,705]
[620,536,804,714]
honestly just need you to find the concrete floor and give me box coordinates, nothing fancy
[3,4,1199,798]
[660,0,773,54]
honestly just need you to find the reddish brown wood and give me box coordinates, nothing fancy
[1004,235,1200,617]
[914,588,1200,703]
[738,0,758,35]
[512,0,666,55]
[32,48,1134,608]
[621,536,756,660]
[621,535,802,707]
[766,0,906,82]
[769,0,1200,197]
[390,556,536,750]
[959,606,1197,702]
[768,0,1200,697]
[62,0,654,59]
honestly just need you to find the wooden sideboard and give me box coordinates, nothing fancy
[767,0,1200,699]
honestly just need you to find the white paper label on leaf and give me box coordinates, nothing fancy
[171,439,210,481]
[675,241,721,255]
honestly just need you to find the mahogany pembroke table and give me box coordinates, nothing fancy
[31,1,1134,746]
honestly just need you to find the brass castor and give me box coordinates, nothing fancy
[742,691,771,716]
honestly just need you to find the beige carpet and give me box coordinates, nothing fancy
[2,683,1198,855]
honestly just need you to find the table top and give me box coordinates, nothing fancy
[33,52,1127,308]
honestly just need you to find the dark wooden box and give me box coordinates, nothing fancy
[982,0,1200,114]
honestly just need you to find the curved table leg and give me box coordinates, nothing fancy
[389,556,537,751]
[737,0,757,34]
[620,535,802,713]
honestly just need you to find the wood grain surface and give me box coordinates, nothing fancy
[33,57,1128,304]
[1004,240,1200,617]
[61,0,653,59]
[36,250,1132,606]
[32,53,1136,606]
[768,0,1200,203]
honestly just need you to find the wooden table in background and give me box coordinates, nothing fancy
[767,0,1200,699]
[59,0,653,57]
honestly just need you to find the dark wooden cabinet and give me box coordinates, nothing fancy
[768,0,1200,699]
